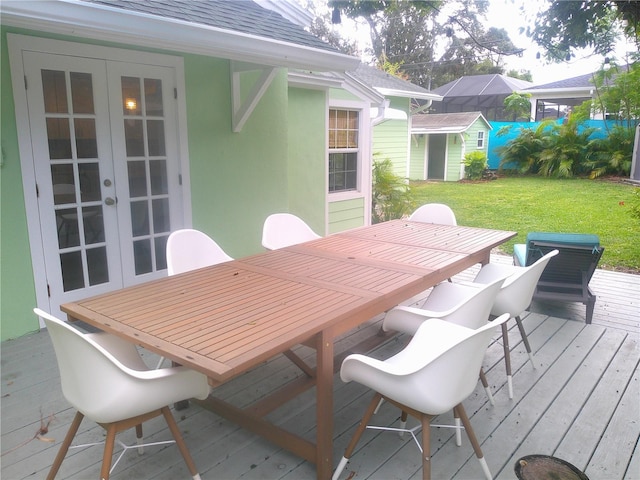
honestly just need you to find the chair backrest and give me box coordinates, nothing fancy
[408,203,457,225]
[482,250,559,317]
[420,277,505,329]
[166,229,232,275]
[342,314,509,416]
[35,308,209,424]
[261,213,321,250]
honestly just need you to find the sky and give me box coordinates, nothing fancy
[327,0,635,86]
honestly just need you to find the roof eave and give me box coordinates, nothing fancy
[0,0,360,72]
[375,87,442,101]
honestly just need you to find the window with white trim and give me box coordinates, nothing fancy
[477,131,485,148]
[328,109,359,192]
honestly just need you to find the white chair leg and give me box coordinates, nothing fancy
[455,417,462,446]
[373,397,384,414]
[484,386,495,406]
[332,456,349,480]
[478,456,492,480]
[507,375,514,399]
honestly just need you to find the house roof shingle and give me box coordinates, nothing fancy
[432,74,533,98]
[86,0,339,53]
[351,63,434,96]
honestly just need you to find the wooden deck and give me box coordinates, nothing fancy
[2,254,639,479]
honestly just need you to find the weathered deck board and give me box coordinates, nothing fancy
[1,259,638,480]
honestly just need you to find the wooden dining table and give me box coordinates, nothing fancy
[61,219,516,479]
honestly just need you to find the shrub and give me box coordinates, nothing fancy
[463,151,488,180]
[371,158,416,223]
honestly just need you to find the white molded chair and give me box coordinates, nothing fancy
[409,203,457,225]
[472,249,559,398]
[261,213,321,250]
[383,277,506,406]
[166,228,232,275]
[35,308,210,480]
[332,314,510,480]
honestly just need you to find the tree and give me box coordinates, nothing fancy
[503,92,532,121]
[328,0,522,89]
[530,1,640,62]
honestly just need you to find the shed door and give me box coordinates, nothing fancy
[23,51,182,319]
[427,134,446,180]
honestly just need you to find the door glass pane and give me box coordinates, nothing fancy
[70,72,94,114]
[152,198,170,233]
[74,118,98,158]
[130,201,149,236]
[87,247,109,285]
[133,239,152,275]
[41,70,68,114]
[121,76,141,116]
[46,118,72,159]
[147,120,166,156]
[78,163,101,202]
[52,165,76,205]
[83,205,105,244]
[124,119,145,156]
[150,160,168,195]
[155,236,168,271]
[60,251,84,291]
[57,208,80,249]
[127,160,147,197]
[145,78,163,116]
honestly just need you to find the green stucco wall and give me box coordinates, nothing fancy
[0,28,328,340]
[1,28,39,340]
[287,87,327,235]
[409,134,426,180]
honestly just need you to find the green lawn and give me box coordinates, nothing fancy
[411,177,640,273]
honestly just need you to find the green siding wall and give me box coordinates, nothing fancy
[409,134,426,180]
[328,198,365,234]
[373,97,410,178]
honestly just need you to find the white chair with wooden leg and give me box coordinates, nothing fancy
[383,276,506,406]
[166,228,232,275]
[35,308,210,480]
[409,203,457,225]
[332,314,510,480]
[472,249,559,398]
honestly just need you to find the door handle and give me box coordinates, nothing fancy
[105,197,116,206]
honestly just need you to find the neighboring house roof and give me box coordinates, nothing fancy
[349,63,441,101]
[411,112,491,134]
[432,74,533,107]
[0,0,358,72]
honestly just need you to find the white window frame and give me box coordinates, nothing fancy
[327,100,370,202]
[477,130,485,148]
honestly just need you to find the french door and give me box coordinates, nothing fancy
[23,51,183,318]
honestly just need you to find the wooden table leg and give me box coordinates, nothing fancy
[315,330,334,480]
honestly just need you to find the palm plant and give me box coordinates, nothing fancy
[371,158,416,223]
[496,121,551,173]
[538,114,597,177]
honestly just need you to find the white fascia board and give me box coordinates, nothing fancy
[412,127,465,134]
[375,87,442,101]
[521,87,594,98]
[0,0,360,72]
[288,71,345,89]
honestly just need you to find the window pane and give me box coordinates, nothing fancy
[87,246,109,286]
[133,239,152,275]
[41,70,68,114]
[83,205,105,244]
[130,200,149,236]
[70,72,95,114]
[124,119,145,157]
[78,163,101,202]
[74,118,98,158]
[52,165,75,204]
[47,118,72,159]
[147,120,166,156]
[128,161,148,197]
[57,208,80,248]
[144,78,163,116]
[328,152,357,192]
[155,235,168,271]
[152,198,170,233]
[122,76,141,116]
[60,251,84,291]
[150,160,168,195]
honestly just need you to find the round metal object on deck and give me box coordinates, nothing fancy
[514,455,589,480]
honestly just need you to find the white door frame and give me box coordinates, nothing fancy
[8,34,192,327]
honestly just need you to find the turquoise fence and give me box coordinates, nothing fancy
[487,119,630,170]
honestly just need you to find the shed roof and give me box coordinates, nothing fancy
[411,112,491,134]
